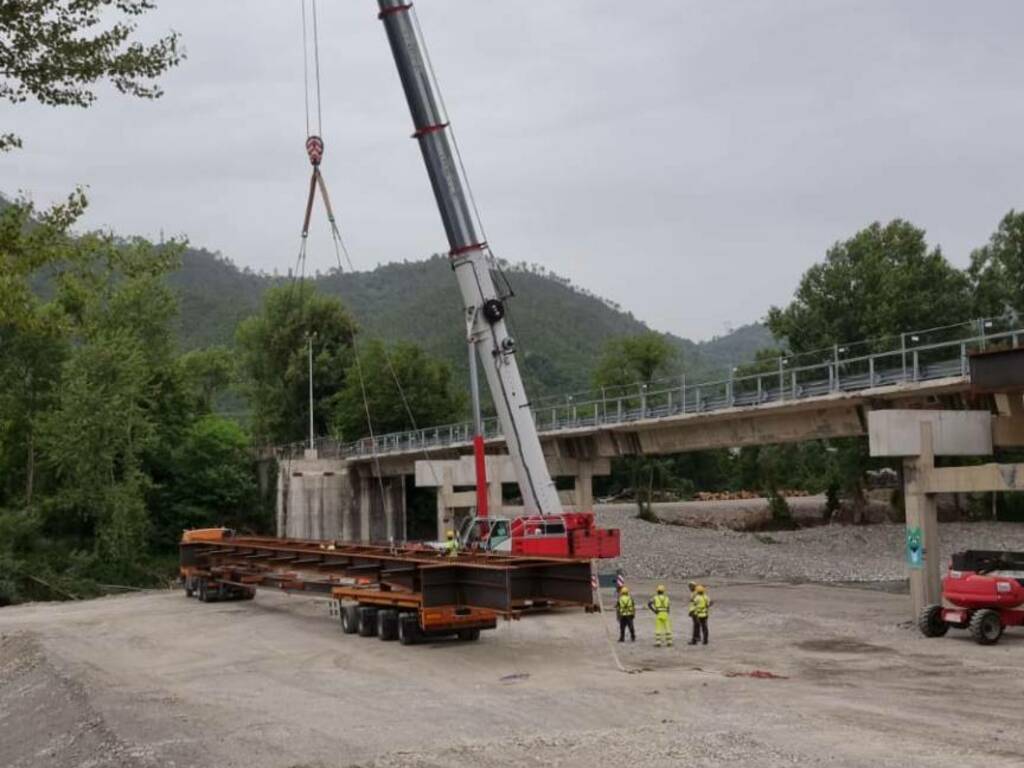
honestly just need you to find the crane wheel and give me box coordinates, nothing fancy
[917,604,948,637]
[357,606,379,637]
[398,613,421,646]
[377,609,399,641]
[340,604,360,634]
[969,609,1003,645]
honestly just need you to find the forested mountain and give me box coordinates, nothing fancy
[168,248,774,395]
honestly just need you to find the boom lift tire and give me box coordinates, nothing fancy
[969,609,1003,645]
[398,612,420,646]
[358,606,379,637]
[340,604,360,634]
[917,604,949,638]
[377,609,399,641]
[457,628,481,642]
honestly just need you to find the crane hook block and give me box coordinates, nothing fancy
[306,135,324,166]
[482,299,505,324]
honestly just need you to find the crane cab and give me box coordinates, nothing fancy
[458,512,619,560]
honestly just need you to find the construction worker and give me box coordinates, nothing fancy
[616,586,636,642]
[689,583,710,645]
[647,585,672,647]
[442,530,459,558]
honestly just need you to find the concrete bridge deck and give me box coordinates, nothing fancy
[281,319,1021,470]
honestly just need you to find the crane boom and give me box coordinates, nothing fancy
[376,0,561,517]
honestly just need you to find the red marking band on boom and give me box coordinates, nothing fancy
[412,122,449,139]
[449,242,487,258]
[378,4,412,20]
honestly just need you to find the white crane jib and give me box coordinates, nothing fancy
[376,0,562,517]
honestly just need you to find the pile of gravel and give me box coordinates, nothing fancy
[596,506,1024,584]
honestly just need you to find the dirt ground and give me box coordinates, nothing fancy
[2,579,1022,768]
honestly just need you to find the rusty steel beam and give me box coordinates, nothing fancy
[181,532,596,614]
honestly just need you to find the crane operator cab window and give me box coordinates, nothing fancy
[461,517,513,553]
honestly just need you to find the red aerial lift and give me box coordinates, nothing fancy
[919,550,1024,645]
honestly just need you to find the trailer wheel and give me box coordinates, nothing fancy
[340,604,360,634]
[378,609,399,641]
[456,628,481,642]
[184,577,194,598]
[239,587,256,601]
[398,613,420,646]
[917,604,948,638]
[969,609,1003,645]
[197,578,208,602]
[358,606,379,637]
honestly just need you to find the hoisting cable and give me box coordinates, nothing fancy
[294,0,391,513]
[315,165,446,497]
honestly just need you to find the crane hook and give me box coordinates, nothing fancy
[306,135,324,166]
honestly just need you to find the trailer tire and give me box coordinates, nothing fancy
[184,578,194,598]
[197,578,208,603]
[358,606,379,637]
[378,609,399,641]
[456,628,481,642]
[341,604,360,634]
[239,587,256,601]
[969,609,1003,645]
[917,604,948,638]
[398,613,420,646]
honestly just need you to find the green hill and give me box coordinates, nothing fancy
[167,248,774,396]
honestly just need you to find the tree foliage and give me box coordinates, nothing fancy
[969,210,1024,318]
[0,193,257,601]
[593,332,678,388]
[236,284,356,445]
[767,220,973,355]
[0,0,183,151]
[332,339,467,440]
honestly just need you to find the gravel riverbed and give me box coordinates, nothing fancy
[595,504,1024,584]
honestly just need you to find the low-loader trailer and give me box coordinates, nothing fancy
[180,528,595,644]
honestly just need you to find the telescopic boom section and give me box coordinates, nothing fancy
[377,0,561,517]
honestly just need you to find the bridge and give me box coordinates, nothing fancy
[283,316,1022,464]
[274,316,1024,624]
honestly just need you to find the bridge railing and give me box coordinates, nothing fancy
[276,316,1021,461]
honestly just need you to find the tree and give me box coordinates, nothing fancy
[593,332,677,388]
[178,346,235,414]
[594,333,679,520]
[149,415,262,548]
[767,220,973,355]
[236,284,357,445]
[332,339,467,440]
[1,0,183,151]
[969,210,1024,318]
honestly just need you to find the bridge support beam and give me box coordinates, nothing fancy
[902,422,942,617]
[869,409,999,621]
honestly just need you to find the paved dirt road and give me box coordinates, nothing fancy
[3,579,1022,768]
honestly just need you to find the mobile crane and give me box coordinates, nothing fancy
[377,0,619,559]
[179,1,618,643]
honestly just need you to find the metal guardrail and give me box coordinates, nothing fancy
[279,316,1023,461]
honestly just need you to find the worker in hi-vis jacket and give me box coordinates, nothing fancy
[647,585,672,647]
[616,586,636,642]
[689,583,710,645]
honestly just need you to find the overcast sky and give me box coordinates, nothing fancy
[4,1,1023,340]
